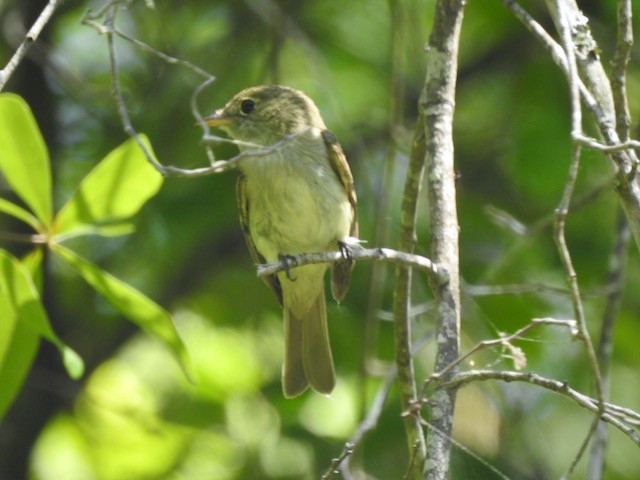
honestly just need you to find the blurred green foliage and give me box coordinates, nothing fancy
[1,0,640,479]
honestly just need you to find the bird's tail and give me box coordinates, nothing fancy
[283,288,335,398]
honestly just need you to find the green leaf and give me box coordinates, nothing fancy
[52,244,194,382]
[54,135,163,238]
[0,249,84,378]
[52,223,136,243]
[0,249,84,422]
[0,270,39,423]
[0,94,52,228]
[21,248,44,292]
[0,197,41,231]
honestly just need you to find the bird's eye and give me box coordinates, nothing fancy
[240,99,255,114]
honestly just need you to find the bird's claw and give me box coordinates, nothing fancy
[279,254,298,281]
[338,241,353,263]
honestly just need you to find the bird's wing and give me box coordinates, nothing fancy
[322,130,358,303]
[237,174,283,306]
[322,130,358,238]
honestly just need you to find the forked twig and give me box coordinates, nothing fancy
[0,0,63,90]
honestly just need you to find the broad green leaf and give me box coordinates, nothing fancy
[0,197,42,231]
[0,94,52,227]
[54,135,163,237]
[0,269,39,423]
[52,244,194,381]
[0,249,84,380]
[0,249,84,422]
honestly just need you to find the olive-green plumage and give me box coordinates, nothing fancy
[206,85,358,397]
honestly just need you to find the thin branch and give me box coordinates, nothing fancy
[443,370,640,446]
[0,0,63,91]
[393,74,429,477]
[256,247,444,280]
[98,8,316,181]
[466,281,619,298]
[359,0,407,417]
[588,210,631,479]
[82,17,214,80]
[415,416,511,480]
[503,0,640,251]
[466,282,571,297]
[548,2,604,475]
[573,134,640,154]
[420,317,578,395]
[321,443,354,480]
[84,12,221,163]
[339,363,398,479]
[610,0,633,142]
[338,331,435,479]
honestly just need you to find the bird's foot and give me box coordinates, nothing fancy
[279,254,298,281]
[337,237,364,263]
[337,240,356,263]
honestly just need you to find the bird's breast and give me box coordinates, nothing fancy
[242,143,351,262]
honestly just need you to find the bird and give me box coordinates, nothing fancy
[205,85,358,397]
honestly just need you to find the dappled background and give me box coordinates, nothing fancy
[1,0,640,478]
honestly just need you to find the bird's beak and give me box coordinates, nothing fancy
[204,109,231,127]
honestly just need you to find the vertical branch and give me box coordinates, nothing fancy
[393,88,428,477]
[547,0,604,402]
[588,5,633,475]
[610,0,633,142]
[421,1,465,478]
[588,210,630,480]
[362,0,407,379]
[548,0,604,475]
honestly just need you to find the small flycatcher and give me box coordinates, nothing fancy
[205,85,358,398]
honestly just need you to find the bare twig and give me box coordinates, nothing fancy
[359,0,407,413]
[337,332,435,479]
[466,281,619,298]
[588,210,631,479]
[321,443,354,480]
[339,364,397,479]
[443,370,640,446]
[256,247,443,280]
[82,3,226,173]
[416,416,511,480]
[610,0,633,142]
[97,8,316,181]
[573,134,640,154]
[82,17,214,80]
[393,60,429,480]
[548,2,604,475]
[419,317,578,395]
[0,0,63,91]
[503,0,640,251]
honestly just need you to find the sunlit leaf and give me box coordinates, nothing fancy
[0,249,85,422]
[0,268,39,423]
[52,244,194,381]
[0,94,52,228]
[0,197,41,231]
[21,248,44,292]
[0,249,84,380]
[54,135,163,237]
